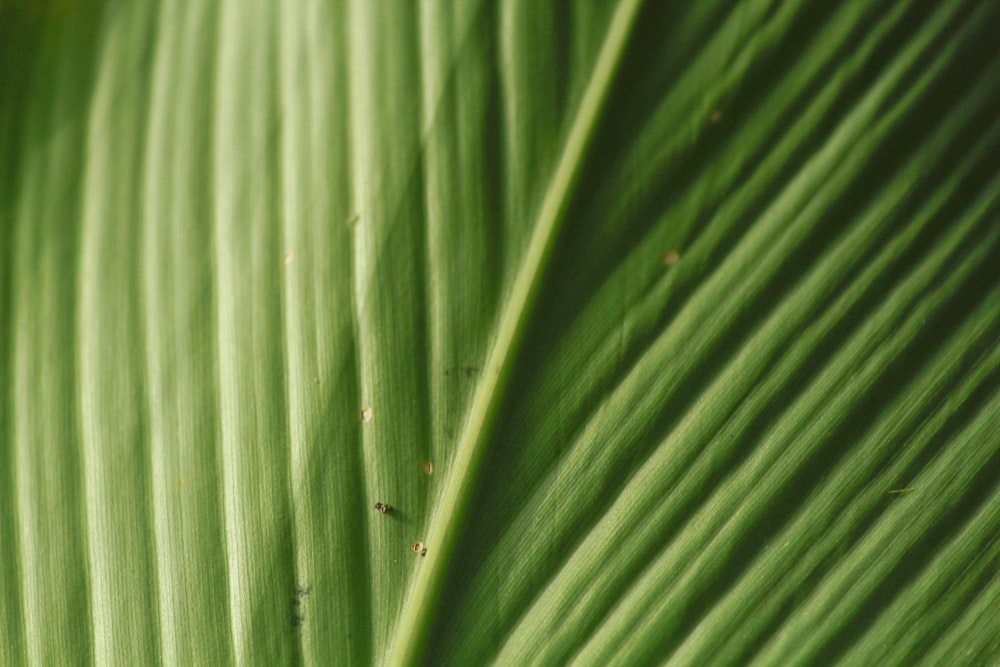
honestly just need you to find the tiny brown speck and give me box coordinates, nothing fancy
[662,250,680,266]
[347,213,360,226]
[361,407,373,423]
[420,461,433,476]
[420,548,427,557]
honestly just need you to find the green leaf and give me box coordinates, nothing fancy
[3,1,1000,665]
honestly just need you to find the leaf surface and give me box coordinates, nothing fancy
[2,1,1000,665]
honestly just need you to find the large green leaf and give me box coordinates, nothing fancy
[3,1,1000,665]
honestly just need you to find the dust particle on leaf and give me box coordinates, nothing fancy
[283,251,294,265]
[662,250,680,266]
[361,407,373,423]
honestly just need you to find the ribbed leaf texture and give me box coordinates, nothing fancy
[2,1,1000,665]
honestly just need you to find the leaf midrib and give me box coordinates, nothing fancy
[385,1,645,664]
